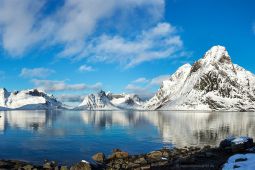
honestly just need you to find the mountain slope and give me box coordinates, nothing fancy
[0,88,63,110]
[77,90,144,110]
[145,45,255,111]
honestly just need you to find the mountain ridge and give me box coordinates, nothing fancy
[0,45,254,112]
[145,45,255,111]
[0,88,63,110]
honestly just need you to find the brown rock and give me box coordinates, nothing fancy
[141,165,151,170]
[70,161,91,170]
[60,166,68,170]
[112,148,122,153]
[115,151,129,159]
[127,162,140,169]
[147,151,162,160]
[23,164,33,170]
[134,157,147,165]
[92,152,105,163]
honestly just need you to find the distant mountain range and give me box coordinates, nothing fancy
[0,88,63,110]
[1,45,255,111]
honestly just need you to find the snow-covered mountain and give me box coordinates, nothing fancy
[0,88,63,110]
[76,90,144,110]
[145,45,255,111]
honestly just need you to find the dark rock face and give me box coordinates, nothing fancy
[219,54,232,64]
[190,61,202,73]
[28,89,44,97]
[146,46,255,112]
[219,137,253,152]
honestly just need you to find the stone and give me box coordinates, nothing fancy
[60,166,68,170]
[114,163,120,169]
[219,137,235,149]
[115,151,129,159]
[70,162,91,170]
[147,151,162,160]
[127,162,140,169]
[43,161,57,169]
[231,143,246,153]
[141,165,151,170]
[112,148,122,153]
[151,161,168,167]
[134,157,147,165]
[220,136,253,152]
[23,164,33,170]
[235,158,248,162]
[92,152,105,163]
[43,162,52,169]
[162,151,170,157]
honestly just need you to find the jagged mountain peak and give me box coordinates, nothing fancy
[77,91,144,110]
[145,46,255,111]
[202,45,230,64]
[190,45,235,74]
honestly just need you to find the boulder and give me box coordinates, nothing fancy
[43,161,56,169]
[60,166,68,170]
[147,151,162,160]
[113,151,129,159]
[112,148,122,153]
[92,153,105,163]
[22,164,34,170]
[219,136,253,152]
[134,157,147,165]
[219,137,235,149]
[70,161,91,170]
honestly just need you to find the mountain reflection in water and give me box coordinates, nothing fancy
[0,110,254,164]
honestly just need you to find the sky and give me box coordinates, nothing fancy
[0,0,255,104]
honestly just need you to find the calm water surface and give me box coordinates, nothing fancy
[0,110,255,165]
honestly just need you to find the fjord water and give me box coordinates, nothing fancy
[0,111,255,165]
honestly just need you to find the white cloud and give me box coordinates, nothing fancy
[0,0,165,57]
[0,0,44,56]
[79,65,94,72]
[132,77,149,83]
[57,94,84,102]
[20,68,55,78]
[79,22,184,68]
[150,75,169,85]
[125,84,154,99]
[0,0,187,69]
[32,79,102,92]
[125,74,169,99]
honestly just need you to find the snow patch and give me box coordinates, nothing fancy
[223,154,255,170]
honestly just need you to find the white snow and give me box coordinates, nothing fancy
[231,137,250,145]
[0,88,62,110]
[1,45,255,111]
[77,91,144,110]
[145,45,255,111]
[223,154,255,170]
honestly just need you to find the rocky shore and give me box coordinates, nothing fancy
[1,137,255,170]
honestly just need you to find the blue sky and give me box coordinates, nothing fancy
[0,0,255,103]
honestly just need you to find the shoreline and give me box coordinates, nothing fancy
[1,138,255,170]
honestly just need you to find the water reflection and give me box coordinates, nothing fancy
[79,111,255,147]
[0,110,255,148]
